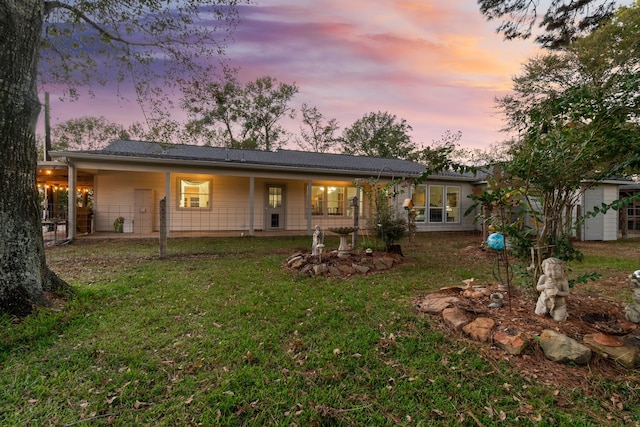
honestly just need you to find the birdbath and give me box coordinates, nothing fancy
[328,227,358,258]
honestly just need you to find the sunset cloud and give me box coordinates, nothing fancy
[46,0,541,150]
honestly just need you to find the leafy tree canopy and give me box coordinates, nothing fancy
[51,116,128,151]
[183,73,299,151]
[478,0,618,48]
[296,103,340,153]
[500,2,640,184]
[341,111,416,160]
[486,2,640,269]
[39,1,247,121]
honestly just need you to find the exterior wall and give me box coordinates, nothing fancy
[582,185,619,241]
[94,171,165,232]
[91,167,482,235]
[170,174,252,231]
[93,171,363,233]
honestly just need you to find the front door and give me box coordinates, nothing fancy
[265,185,285,230]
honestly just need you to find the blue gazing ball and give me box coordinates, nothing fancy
[487,233,505,250]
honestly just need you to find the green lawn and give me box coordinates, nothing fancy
[1,233,638,426]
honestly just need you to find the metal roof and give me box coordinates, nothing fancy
[51,139,482,181]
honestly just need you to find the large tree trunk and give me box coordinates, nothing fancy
[0,2,72,317]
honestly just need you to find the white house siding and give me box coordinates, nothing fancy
[170,174,252,232]
[95,170,364,233]
[582,184,619,241]
[93,171,165,232]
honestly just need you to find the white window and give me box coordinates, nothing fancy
[412,185,427,222]
[412,185,460,223]
[310,185,360,216]
[179,179,211,209]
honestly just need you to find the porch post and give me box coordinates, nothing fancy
[249,176,255,236]
[67,162,76,241]
[165,173,170,237]
[307,179,312,235]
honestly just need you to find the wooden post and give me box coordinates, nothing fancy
[159,197,167,259]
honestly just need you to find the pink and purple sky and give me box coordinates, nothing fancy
[43,0,545,150]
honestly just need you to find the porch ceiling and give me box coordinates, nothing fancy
[37,163,94,187]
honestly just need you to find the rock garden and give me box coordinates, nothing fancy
[287,236,640,395]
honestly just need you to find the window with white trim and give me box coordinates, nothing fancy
[179,179,211,209]
[412,185,460,223]
[310,185,361,216]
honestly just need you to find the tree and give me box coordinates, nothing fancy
[488,3,640,271]
[182,68,246,146]
[51,116,128,151]
[0,1,245,316]
[184,74,298,150]
[341,111,416,159]
[296,103,340,153]
[127,114,192,145]
[477,0,618,48]
[242,76,298,151]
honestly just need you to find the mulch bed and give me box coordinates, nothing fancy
[416,246,640,396]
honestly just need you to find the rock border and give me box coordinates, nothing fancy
[415,287,640,369]
[286,251,401,277]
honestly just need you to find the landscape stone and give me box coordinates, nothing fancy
[287,255,304,267]
[328,266,341,276]
[313,264,329,275]
[442,307,471,333]
[338,264,356,275]
[380,257,396,268]
[462,317,495,342]
[493,328,528,355]
[301,264,314,276]
[415,294,460,314]
[373,259,390,270]
[287,252,304,264]
[352,264,370,274]
[583,333,640,368]
[538,329,591,365]
[290,258,305,270]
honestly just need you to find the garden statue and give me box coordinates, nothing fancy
[312,225,324,256]
[625,270,640,323]
[535,257,569,321]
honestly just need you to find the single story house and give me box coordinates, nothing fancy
[44,139,485,240]
[41,139,634,242]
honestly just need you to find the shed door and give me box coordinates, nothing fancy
[265,185,285,230]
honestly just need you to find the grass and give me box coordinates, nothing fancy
[1,232,639,426]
